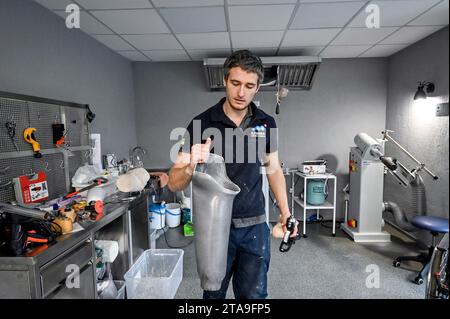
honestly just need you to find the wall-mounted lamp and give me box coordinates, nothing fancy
[86,104,96,123]
[413,81,435,100]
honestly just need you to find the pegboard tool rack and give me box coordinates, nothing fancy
[0,91,92,202]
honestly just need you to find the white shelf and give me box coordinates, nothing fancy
[294,197,334,210]
[288,169,337,236]
[295,171,336,179]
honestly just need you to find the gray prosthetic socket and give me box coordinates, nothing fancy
[192,154,241,291]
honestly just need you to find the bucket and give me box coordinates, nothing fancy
[165,203,181,228]
[306,180,327,205]
[149,202,166,230]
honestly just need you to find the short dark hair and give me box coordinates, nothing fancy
[223,50,264,84]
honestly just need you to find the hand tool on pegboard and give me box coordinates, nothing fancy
[4,120,20,151]
[23,127,42,158]
[52,123,72,151]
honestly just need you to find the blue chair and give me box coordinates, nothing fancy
[393,216,449,285]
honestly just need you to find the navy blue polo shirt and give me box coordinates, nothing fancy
[181,97,278,220]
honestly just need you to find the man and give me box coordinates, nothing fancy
[168,50,297,299]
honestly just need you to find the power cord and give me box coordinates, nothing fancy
[161,225,193,249]
[320,219,343,229]
[154,206,194,249]
[295,215,343,228]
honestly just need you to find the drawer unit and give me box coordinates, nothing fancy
[40,240,93,298]
[45,263,95,299]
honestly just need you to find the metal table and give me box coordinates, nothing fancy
[0,190,151,299]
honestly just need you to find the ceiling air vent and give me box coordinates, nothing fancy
[203,56,322,91]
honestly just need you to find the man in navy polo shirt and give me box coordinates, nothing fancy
[168,50,297,299]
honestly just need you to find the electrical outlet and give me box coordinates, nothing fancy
[436,102,449,117]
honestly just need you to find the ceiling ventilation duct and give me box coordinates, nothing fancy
[203,56,322,91]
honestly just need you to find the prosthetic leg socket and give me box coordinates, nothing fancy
[192,154,240,291]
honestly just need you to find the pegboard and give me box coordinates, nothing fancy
[32,153,67,198]
[28,101,62,150]
[64,107,90,147]
[0,91,92,204]
[0,97,30,153]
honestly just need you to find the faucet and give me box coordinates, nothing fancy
[130,146,147,168]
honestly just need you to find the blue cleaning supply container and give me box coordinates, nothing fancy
[149,202,166,229]
[306,180,327,205]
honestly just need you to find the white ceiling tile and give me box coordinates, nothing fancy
[34,0,75,10]
[300,0,362,2]
[229,5,295,31]
[177,32,230,49]
[54,11,113,34]
[235,47,278,56]
[76,0,152,9]
[278,46,324,56]
[142,50,191,61]
[117,50,150,61]
[153,0,223,7]
[321,45,372,58]
[229,0,296,4]
[291,2,365,29]
[232,31,284,48]
[282,29,341,46]
[408,0,449,26]
[348,0,441,27]
[91,34,135,50]
[359,44,409,57]
[90,9,170,34]
[160,7,226,33]
[332,27,398,45]
[122,34,182,50]
[188,49,232,61]
[380,25,443,44]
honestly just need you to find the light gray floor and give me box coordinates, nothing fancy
[157,222,426,299]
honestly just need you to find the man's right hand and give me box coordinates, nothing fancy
[190,138,212,168]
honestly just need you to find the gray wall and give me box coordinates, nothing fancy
[384,27,449,241]
[0,0,137,159]
[134,58,388,220]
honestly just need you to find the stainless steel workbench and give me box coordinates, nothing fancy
[0,190,151,299]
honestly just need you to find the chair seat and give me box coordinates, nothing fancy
[412,216,449,233]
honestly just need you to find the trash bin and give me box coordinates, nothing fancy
[124,249,184,299]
